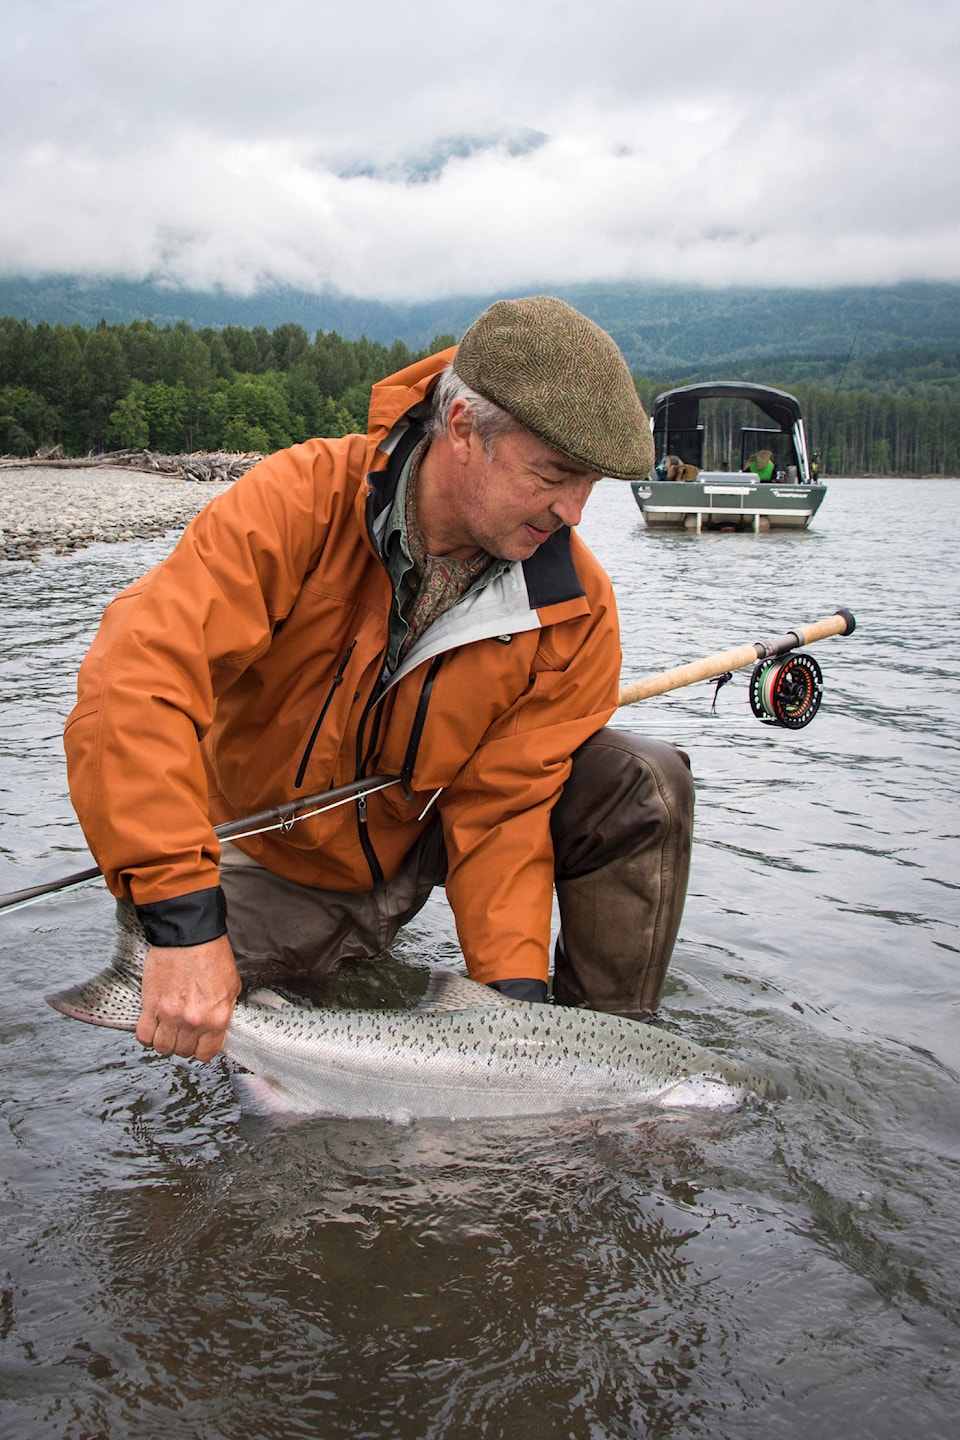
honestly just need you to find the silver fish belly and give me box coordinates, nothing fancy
[45,903,781,1121]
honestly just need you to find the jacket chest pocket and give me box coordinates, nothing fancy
[294,640,358,788]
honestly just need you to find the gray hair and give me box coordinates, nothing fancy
[426,364,521,456]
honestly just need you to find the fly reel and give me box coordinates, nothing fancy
[749,652,823,728]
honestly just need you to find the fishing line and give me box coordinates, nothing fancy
[219,777,400,843]
[3,610,856,916]
[0,775,402,916]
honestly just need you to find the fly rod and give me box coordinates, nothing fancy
[617,607,855,713]
[0,773,400,916]
[1,609,856,916]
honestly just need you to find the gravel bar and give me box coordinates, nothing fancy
[0,464,235,562]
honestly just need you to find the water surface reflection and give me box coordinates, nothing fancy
[1,478,958,1437]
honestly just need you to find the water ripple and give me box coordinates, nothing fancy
[1,482,959,1438]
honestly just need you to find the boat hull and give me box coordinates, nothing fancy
[631,477,828,531]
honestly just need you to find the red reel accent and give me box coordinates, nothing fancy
[749,653,823,728]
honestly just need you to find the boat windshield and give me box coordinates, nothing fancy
[652,393,807,480]
[739,427,801,478]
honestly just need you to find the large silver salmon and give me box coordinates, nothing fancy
[46,903,781,1121]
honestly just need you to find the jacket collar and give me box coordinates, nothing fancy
[366,416,586,607]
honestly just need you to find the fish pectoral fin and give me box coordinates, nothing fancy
[230,1067,313,1118]
[415,970,520,1014]
[656,1073,743,1110]
[245,986,313,1011]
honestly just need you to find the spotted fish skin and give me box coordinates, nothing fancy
[46,903,781,1121]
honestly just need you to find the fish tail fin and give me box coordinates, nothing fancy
[44,898,147,1032]
[45,966,142,1031]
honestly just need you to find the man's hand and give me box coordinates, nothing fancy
[136,934,242,1062]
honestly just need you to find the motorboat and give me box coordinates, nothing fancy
[631,381,827,531]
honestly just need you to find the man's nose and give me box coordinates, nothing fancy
[549,479,595,527]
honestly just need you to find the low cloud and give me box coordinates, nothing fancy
[1,0,957,298]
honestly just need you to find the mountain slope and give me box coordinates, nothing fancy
[2,276,959,374]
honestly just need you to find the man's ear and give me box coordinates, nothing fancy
[446,397,476,462]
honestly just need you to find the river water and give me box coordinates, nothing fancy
[1,477,957,1438]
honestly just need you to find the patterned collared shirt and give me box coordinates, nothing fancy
[382,440,509,673]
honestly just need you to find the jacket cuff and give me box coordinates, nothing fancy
[135,887,228,948]
[487,977,549,1003]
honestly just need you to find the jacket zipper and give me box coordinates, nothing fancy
[400,654,444,795]
[354,706,385,885]
[352,654,445,886]
[294,640,357,789]
[355,789,382,885]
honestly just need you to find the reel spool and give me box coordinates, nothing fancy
[749,652,823,728]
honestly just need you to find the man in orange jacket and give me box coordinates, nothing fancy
[65,296,693,1062]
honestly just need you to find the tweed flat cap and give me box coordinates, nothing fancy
[452,295,653,480]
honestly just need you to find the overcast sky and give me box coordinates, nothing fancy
[2,0,957,300]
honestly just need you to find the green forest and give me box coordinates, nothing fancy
[2,314,959,477]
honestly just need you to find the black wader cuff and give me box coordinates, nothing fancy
[487,977,549,1003]
[135,886,228,948]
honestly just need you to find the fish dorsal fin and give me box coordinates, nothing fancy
[414,970,521,1013]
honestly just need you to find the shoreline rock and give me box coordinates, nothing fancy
[0,455,258,562]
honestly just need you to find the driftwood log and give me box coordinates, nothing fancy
[1,448,264,483]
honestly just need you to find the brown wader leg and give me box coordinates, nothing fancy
[218,820,446,988]
[550,729,694,1020]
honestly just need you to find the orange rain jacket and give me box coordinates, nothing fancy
[64,349,622,986]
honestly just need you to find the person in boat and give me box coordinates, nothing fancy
[745,449,776,481]
[65,296,694,1063]
[657,454,700,483]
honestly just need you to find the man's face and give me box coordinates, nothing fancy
[449,419,601,562]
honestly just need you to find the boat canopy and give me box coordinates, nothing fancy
[651,382,803,435]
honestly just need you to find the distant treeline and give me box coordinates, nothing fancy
[0,316,455,459]
[634,376,960,478]
[2,316,959,476]
[645,348,960,407]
